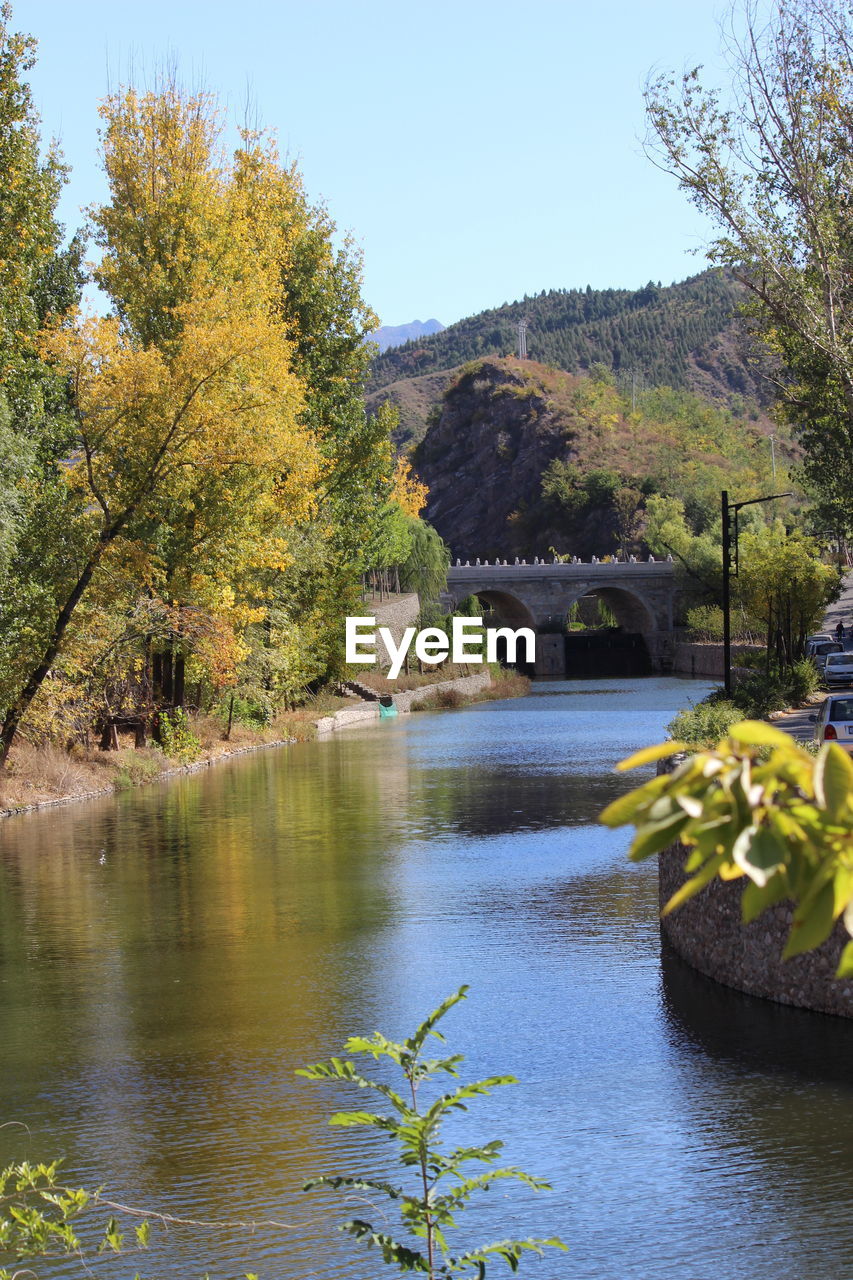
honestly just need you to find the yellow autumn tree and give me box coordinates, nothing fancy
[0,85,320,763]
[391,456,428,518]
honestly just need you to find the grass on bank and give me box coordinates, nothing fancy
[0,691,352,811]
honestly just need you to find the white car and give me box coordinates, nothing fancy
[812,694,853,752]
[823,651,853,687]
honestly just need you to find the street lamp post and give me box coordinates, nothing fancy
[721,489,793,695]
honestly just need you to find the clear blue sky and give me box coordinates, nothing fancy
[24,0,730,327]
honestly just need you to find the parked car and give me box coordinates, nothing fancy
[823,651,853,686]
[812,694,853,752]
[811,640,844,671]
[805,632,835,657]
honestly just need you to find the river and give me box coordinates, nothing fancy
[3,676,853,1280]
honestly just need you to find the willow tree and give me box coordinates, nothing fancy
[645,0,853,534]
[0,86,320,763]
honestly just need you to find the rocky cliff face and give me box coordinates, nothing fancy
[412,358,613,560]
[410,353,788,563]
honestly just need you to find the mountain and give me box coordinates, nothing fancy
[370,318,444,353]
[411,356,791,562]
[366,271,772,450]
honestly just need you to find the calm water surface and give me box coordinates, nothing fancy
[3,677,853,1280]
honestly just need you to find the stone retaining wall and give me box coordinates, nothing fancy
[315,671,492,734]
[671,641,762,678]
[658,841,853,1018]
[366,593,421,668]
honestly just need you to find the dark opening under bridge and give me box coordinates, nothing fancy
[444,558,678,676]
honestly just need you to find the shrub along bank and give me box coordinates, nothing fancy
[669,659,823,748]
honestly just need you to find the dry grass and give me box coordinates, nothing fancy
[0,739,170,811]
[410,668,530,712]
[0,705,312,813]
[476,670,530,700]
[411,687,465,712]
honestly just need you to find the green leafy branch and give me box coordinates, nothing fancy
[0,1158,149,1278]
[297,986,566,1277]
[600,720,853,973]
[0,1152,297,1279]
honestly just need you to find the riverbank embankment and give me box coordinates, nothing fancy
[0,733,297,821]
[657,571,853,1016]
[0,666,527,819]
[671,641,762,679]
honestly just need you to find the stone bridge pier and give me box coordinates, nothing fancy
[443,559,678,676]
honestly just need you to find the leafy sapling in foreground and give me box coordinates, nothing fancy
[600,721,853,973]
[297,986,565,1277]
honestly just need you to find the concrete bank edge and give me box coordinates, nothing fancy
[314,671,493,734]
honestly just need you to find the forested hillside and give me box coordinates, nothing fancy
[368,271,769,448]
[413,357,794,562]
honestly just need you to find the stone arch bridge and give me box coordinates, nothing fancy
[444,558,678,676]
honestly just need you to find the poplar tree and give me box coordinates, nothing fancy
[0,2,83,727]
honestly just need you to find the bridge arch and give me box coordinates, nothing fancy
[467,589,535,630]
[563,585,657,635]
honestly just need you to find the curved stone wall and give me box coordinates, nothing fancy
[658,842,853,1018]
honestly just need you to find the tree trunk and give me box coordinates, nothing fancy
[174,654,185,708]
[152,651,163,701]
[0,534,113,767]
[162,648,174,705]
